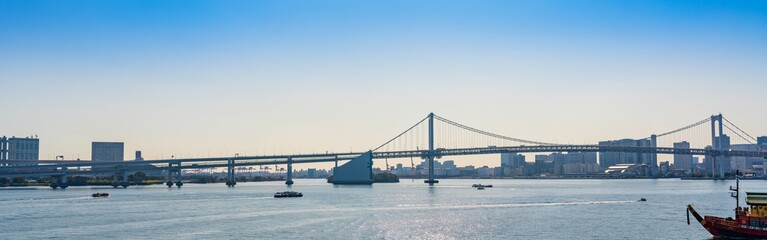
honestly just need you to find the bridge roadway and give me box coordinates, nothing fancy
[1,145,766,178]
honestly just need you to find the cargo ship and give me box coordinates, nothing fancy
[687,172,767,238]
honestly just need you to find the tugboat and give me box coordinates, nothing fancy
[687,171,767,238]
[91,193,109,198]
[274,191,303,198]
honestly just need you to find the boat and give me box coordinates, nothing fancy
[274,191,303,198]
[687,171,767,238]
[472,184,493,188]
[91,193,109,198]
[639,198,647,202]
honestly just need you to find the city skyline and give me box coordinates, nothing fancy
[2,0,766,169]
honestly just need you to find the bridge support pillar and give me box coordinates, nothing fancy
[175,162,183,188]
[49,175,59,189]
[424,113,438,185]
[59,167,68,189]
[226,159,236,187]
[166,162,174,187]
[650,135,657,165]
[333,155,338,176]
[285,157,293,185]
[112,172,120,188]
[121,170,129,188]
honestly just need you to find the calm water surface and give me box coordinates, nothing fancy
[1,179,763,239]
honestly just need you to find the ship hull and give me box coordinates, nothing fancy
[688,205,767,239]
[702,216,767,238]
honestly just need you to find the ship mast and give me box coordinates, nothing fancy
[730,170,740,221]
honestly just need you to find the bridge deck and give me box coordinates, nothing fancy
[1,145,764,177]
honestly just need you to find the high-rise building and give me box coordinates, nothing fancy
[758,136,767,147]
[716,135,731,177]
[673,141,693,172]
[730,144,763,173]
[703,135,732,177]
[530,152,598,175]
[1,136,40,165]
[0,136,8,161]
[443,160,457,169]
[135,151,144,161]
[92,142,124,161]
[500,153,525,168]
[563,152,597,164]
[598,139,655,168]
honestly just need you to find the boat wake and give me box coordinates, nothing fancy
[393,200,635,211]
[0,196,95,202]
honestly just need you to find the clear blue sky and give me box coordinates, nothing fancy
[1,0,766,168]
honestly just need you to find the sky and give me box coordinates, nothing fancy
[1,0,766,169]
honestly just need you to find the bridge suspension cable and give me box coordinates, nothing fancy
[432,114,559,146]
[722,122,754,144]
[722,117,757,143]
[372,115,430,151]
[640,117,711,140]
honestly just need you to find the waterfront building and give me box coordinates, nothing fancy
[598,139,655,168]
[0,136,7,161]
[476,166,494,177]
[758,136,767,146]
[604,164,652,176]
[673,141,694,173]
[91,142,124,161]
[1,136,40,165]
[443,160,457,169]
[702,135,734,177]
[659,161,671,176]
[710,135,731,176]
[531,152,597,175]
[562,163,600,175]
[564,152,597,164]
[730,144,764,176]
[759,136,767,157]
[500,153,525,168]
[534,155,554,175]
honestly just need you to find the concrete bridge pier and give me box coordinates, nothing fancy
[49,176,59,189]
[332,155,338,176]
[59,167,68,189]
[112,173,120,188]
[285,157,293,185]
[226,159,236,187]
[50,167,69,189]
[175,162,183,188]
[121,170,129,188]
[166,162,174,187]
[226,159,235,187]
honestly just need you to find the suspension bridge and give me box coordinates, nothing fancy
[0,113,764,188]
